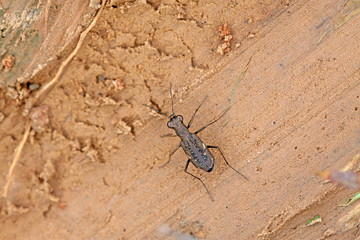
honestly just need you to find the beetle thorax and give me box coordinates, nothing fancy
[168,115,189,139]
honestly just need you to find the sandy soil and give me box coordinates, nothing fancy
[1,0,360,239]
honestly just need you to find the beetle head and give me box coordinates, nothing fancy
[167,115,183,128]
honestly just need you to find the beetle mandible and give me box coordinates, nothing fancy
[144,84,248,200]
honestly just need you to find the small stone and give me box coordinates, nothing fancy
[97,75,105,82]
[89,0,101,9]
[248,33,256,39]
[29,83,40,91]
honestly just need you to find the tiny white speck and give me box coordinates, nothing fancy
[202,143,206,148]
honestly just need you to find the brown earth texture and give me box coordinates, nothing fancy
[1,0,360,239]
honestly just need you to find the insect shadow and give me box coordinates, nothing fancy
[144,84,248,201]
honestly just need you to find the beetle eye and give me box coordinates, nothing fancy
[178,115,183,122]
[167,121,173,128]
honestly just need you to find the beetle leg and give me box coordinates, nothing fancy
[207,145,248,181]
[184,159,214,201]
[194,107,230,134]
[187,96,207,128]
[160,133,177,138]
[160,143,181,168]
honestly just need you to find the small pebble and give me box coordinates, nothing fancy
[97,75,105,82]
[29,83,40,91]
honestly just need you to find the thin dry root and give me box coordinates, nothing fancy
[3,1,107,198]
[23,0,107,116]
[44,0,52,37]
[3,121,31,198]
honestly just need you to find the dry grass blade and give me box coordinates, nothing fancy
[228,55,252,105]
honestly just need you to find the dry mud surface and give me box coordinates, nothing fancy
[1,0,360,239]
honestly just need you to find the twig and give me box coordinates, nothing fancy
[23,0,107,116]
[3,121,31,198]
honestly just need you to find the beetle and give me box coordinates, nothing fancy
[144,84,248,200]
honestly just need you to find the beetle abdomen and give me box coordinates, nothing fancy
[181,133,214,172]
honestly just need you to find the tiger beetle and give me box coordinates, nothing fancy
[144,85,248,201]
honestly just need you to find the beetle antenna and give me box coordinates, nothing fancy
[170,83,175,116]
[143,104,171,119]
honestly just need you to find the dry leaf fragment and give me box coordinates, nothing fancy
[305,214,322,227]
